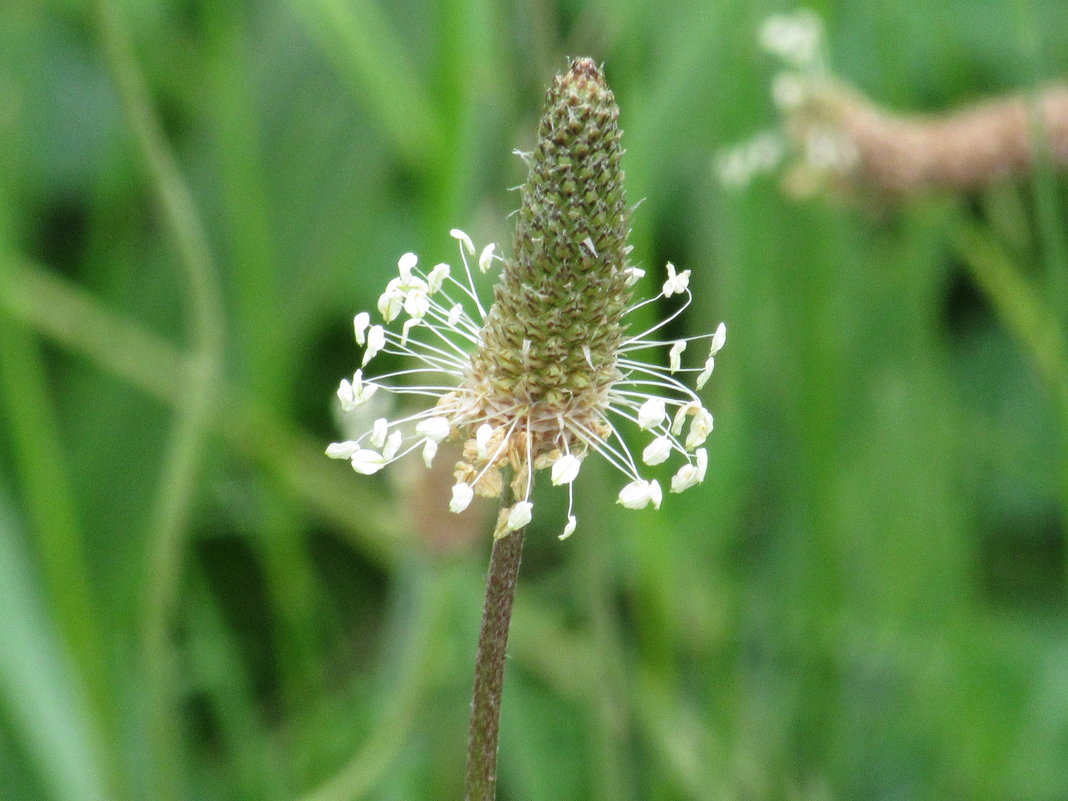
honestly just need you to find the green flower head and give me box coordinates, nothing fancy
[328,58,726,539]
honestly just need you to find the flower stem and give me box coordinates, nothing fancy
[466,488,526,801]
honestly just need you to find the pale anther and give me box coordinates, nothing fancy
[362,325,385,366]
[551,454,581,485]
[450,482,474,513]
[416,416,451,443]
[638,397,667,430]
[642,436,672,466]
[354,312,370,345]
[449,228,476,255]
[559,515,577,540]
[478,243,496,273]
[669,340,686,373]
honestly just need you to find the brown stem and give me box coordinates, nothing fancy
[801,82,1068,197]
[465,494,526,801]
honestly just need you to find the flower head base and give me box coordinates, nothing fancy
[327,58,726,538]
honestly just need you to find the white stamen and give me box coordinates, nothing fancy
[505,501,533,531]
[416,416,451,443]
[378,289,403,323]
[669,340,686,373]
[685,408,714,450]
[370,417,388,448]
[662,263,691,297]
[648,479,663,509]
[551,454,582,485]
[696,357,715,389]
[450,228,476,255]
[354,312,370,345]
[397,252,418,281]
[559,515,577,540]
[638,398,667,430]
[401,318,420,346]
[478,243,496,273]
[362,325,386,366]
[642,436,672,466]
[427,263,450,294]
[618,479,656,510]
[351,449,387,475]
[403,289,430,319]
[450,482,474,513]
[325,441,359,460]
[671,401,700,436]
[337,373,376,411]
[710,322,727,355]
[382,430,403,460]
[476,424,493,459]
[422,439,438,468]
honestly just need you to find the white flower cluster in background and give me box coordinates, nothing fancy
[715,8,858,192]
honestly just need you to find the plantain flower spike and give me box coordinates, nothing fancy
[327,58,726,539]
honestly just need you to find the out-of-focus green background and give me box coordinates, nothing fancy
[2,1,1067,799]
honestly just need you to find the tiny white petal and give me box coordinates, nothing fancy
[449,228,476,255]
[450,482,474,513]
[415,416,451,443]
[447,304,464,326]
[401,317,420,346]
[351,449,387,475]
[559,515,577,540]
[551,454,582,485]
[624,266,646,287]
[397,252,418,281]
[685,407,714,450]
[637,397,667,430]
[421,439,438,468]
[669,340,686,373]
[325,440,359,460]
[427,263,450,294]
[370,417,388,449]
[353,312,370,345]
[382,430,403,460]
[476,424,493,459]
[362,325,386,366]
[478,243,496,273]
[617,479,654,510]
[710,322,727,356]
[696,357,715,389]
[506,501,533,531]
[377,290,403,323]
[642,436,672,466]
[695,448,709,481]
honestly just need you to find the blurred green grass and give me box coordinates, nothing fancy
[1,0,1067,799]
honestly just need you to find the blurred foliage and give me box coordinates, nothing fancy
[1,0,1067,800]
